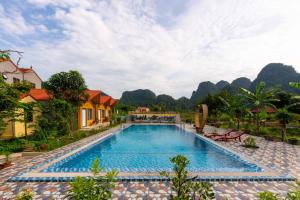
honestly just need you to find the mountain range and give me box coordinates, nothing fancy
[120,63,300,110]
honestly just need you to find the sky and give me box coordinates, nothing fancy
[1,0,300,99]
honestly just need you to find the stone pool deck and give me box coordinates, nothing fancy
[0,124,299,199]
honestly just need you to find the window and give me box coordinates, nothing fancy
[87,109,93,120]
[101,110,105,118]
[13,77,20,83]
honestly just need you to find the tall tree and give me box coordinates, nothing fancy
[44,70,88,107]
[44,70,88,131]
[240,81,278,134]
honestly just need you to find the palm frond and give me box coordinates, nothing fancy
[289,82,300,90]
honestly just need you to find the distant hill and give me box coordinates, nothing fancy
[119,63,300,110]
[231,77,252,89]
[216,80,230,90]
[190,81,219,105]
[120,89,156,106]
[156,94,176,110]
[251,63,300,93]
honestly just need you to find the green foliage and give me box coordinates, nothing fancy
[69,158,118,200]
[242,137,259,148]
[0,139,24,154]
[289,82,300,90]
[258,181,300,200]
[0,52,10,59]
[15,189,35,200]
[36,99,75,137]
[12,81,33,94]
[44,70,87,107]
[191,182,215,200]
[285,181,300,200]
[0,77,20,133]
[160,155,214,200]
[258,191,280,200]
[240,81,278,134]
[259,127,271,135]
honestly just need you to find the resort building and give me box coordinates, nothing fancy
[128,110,181,123]
[135,107,150,113]
[78,89,117,129]
[0,89,51,139]
[0,58,42,89]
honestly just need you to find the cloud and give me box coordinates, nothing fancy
[0,4,36,35]
[1,0,300,98]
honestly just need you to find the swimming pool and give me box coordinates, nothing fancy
[43,125,261,173]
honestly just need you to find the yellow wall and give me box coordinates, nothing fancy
[78,101,115,129]
[78,101,95,129]
[0,96,39,139]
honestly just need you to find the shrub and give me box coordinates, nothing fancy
[68,158,118,200]
[259,127,271,135]
[160,155,214,200]
[15,189,35,200]
[242,137,259,149]
[258,191,280,200]
[258,181,300,200]
[287,138,299,145]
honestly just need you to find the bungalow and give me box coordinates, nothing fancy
[0,58,42,88]
[0,89,51,139]
[78,90,117,129]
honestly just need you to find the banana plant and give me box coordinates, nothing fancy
[239,82,278,134]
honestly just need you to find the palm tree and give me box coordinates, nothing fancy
[218,95,247,129]
[240,82,278,134]
[276,108,292,141]
[289,82,300,90]
[289,82,300,99]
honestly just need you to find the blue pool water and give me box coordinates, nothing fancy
[44,125,261,172]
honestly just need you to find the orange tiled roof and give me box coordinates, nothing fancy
[21,89,51,101]
[110,98,117,107]
[99,95,111,104]
[0,58,10,62]
[18,68,33,73]
[85,89,101,101]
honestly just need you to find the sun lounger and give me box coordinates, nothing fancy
[213,131,244,142]
[204,129,234,138]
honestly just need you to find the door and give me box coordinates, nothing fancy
[81,109,87,127]
[98,110,101,121]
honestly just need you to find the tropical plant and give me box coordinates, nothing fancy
[258,191,280,200]
[160,155,214,200]
[218,94,248,129]
[68,158,118,200]
[276,108,293,141]
[289,82,300,90]
[15,188,35,200]
[191,182,214,200]
[240,81,278,134]
[242,136,259,148]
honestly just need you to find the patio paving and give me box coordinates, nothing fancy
[0,124,299,199]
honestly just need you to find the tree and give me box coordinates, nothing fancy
[0,77,20,134]
[240,82,278,134]
[218,94,247,129]
[44,70,88,107]
[44,70,88,130]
